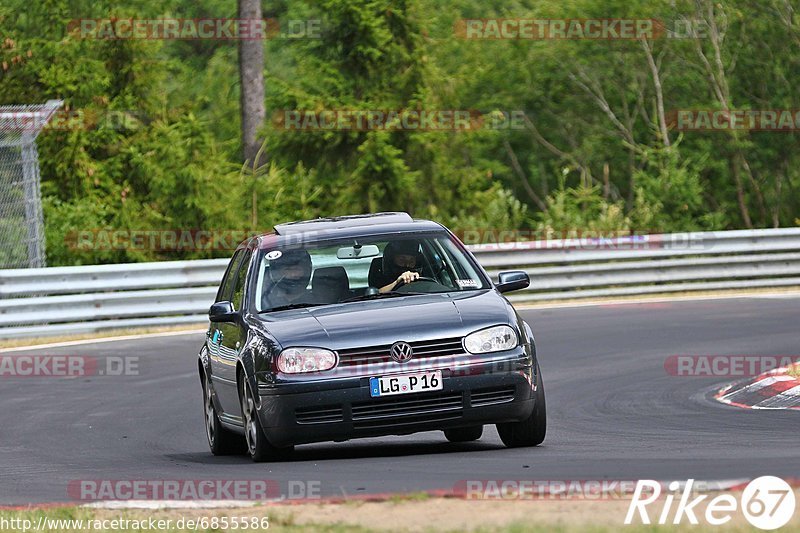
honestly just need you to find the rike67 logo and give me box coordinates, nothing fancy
[625,477,795,530]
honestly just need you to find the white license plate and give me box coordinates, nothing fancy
[369,371,443,397]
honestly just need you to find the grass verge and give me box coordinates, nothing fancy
[2,490,799,533]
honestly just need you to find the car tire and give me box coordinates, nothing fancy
[203,372,246,455]
[444,425,483,442]
[239,376,293,462]
[497,365,546,448]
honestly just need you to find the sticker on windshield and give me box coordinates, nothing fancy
[266,250,282,261]
[456,279,478,288]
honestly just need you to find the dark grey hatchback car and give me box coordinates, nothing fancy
[199,212,545,461]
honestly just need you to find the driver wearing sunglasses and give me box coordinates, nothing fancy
[379,240,422,293]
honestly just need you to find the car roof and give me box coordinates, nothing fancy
[249,212,446,249]
[274,212,414,234]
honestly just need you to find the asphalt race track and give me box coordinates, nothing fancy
[2,295,798,505]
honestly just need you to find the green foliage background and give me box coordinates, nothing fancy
[0,0,798,265]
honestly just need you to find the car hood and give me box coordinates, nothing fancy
[253,289,517,350]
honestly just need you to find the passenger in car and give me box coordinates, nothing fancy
[261,248,314,310]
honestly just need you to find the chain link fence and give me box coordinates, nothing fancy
[0,100,62,269]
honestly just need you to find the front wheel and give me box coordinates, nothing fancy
[203,372,245,455]
[497,365,546,447]
[240,377,293,462]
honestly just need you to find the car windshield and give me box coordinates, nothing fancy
[254,233,488,313]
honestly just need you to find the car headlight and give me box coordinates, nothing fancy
[463,325,518,354]
[277,347,337,373]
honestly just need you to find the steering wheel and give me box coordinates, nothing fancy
[394,276,439,289]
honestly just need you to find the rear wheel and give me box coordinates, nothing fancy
[497,365,546,447]
[203,372,245,455]
[444,425,483,442]
[239,376,293,462]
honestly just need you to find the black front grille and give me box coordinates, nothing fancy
[351,391,464,429]
[293,386,518,428]
[470,386,516,407]
[337,338,464,366]
[295,405,344,424]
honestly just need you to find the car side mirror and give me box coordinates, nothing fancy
[209,301,236,322]
[496,271,530,294]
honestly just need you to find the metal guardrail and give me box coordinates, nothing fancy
[1,228,799,339]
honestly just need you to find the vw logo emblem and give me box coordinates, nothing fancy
[390,341,413,363]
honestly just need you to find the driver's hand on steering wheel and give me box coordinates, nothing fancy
[395,271,419,286]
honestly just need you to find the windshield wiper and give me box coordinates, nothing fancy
[341,291,426,303]
[263,302,327,312]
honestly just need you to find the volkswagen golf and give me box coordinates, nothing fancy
[198,212,545,461]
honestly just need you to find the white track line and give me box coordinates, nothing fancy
[84,500,260,510]
[78,478,758,510]
[514,289,800,310]
[0,328,206,353]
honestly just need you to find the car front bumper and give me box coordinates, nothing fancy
[255,351,537,447]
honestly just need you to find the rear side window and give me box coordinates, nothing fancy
[216,249,244,303]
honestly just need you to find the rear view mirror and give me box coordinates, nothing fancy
[337,244,380,259]
[496,271,530,293]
